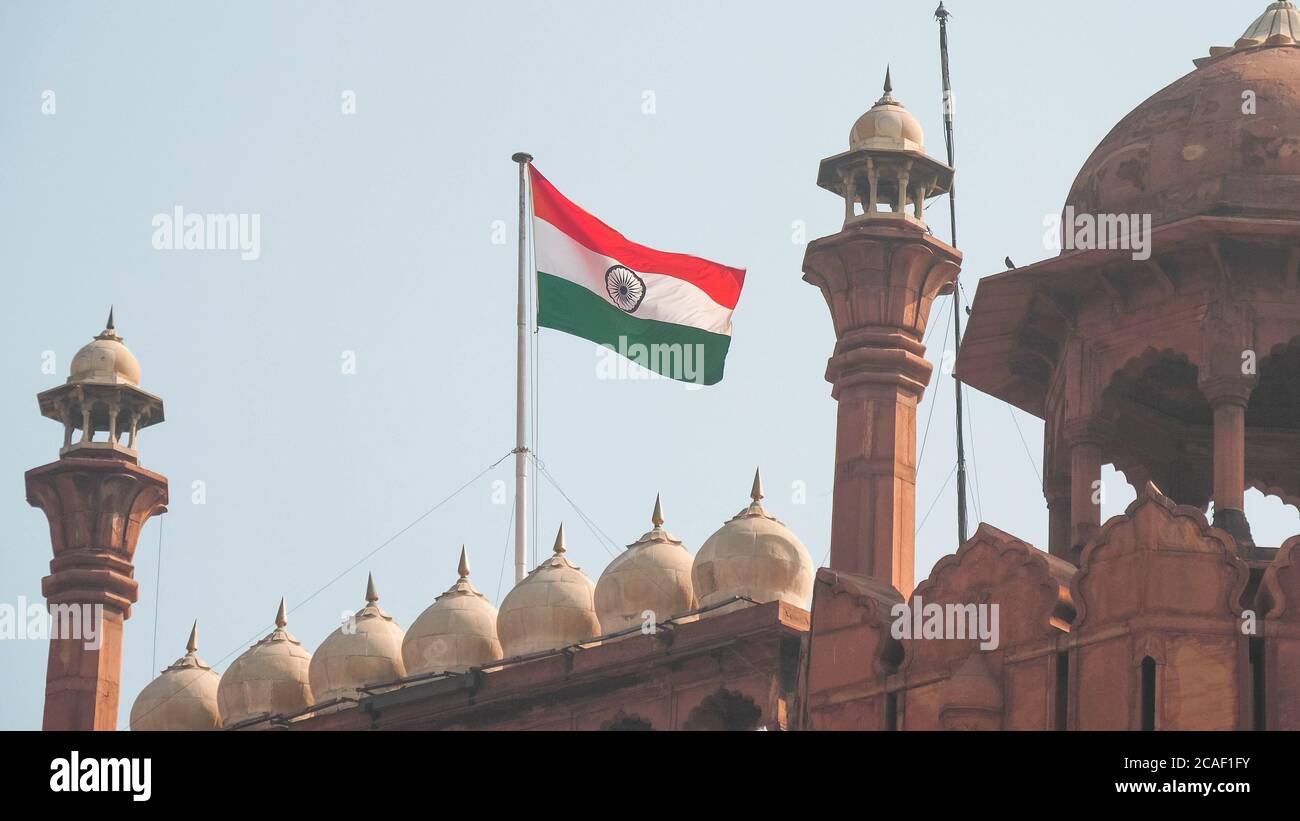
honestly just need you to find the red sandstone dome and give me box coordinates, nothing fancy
[1065,45,1300,228]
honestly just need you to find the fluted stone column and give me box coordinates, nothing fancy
[28,456,168,730]
[804,225,960,596]
[804,71,957,597]
[28,314,168,730]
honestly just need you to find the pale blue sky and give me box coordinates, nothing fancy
[1,1,1290,729]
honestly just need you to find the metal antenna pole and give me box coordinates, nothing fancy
[936,2,969,545]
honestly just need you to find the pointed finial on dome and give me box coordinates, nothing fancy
[553,523,567,554]
[652,494,664,528]
[96,305,122,341]
[731,467,777,521]
[275,596,288,628]
[365,572,378,604]
[186,620,198,654]
[458,546,470,579]
[874,66,900,106]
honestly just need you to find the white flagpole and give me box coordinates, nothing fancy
[512,152,533,583]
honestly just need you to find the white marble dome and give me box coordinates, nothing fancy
[216,598,314,726]
[595,495,697,632]
[69,310,141,386]
[497,524,601,657]
[691,469,815,615]
[309,574,406,702]
[402,547,503,676]
[849,69,925,152]
[129,622,221,731]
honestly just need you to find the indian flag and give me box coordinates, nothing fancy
[530,165,745,385]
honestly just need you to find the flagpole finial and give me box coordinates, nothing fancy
[651,494,665,528]
[458,545,471,579]
[512,152,533,165]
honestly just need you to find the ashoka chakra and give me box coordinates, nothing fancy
[605,265,646,313]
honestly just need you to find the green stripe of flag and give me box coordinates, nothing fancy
[537,271,731,385]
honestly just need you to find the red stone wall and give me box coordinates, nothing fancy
[803,485,1281,732]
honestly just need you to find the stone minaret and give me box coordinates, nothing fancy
[26,311,168,730]
[802,73,962,596]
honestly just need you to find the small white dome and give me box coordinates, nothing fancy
[595,495,697,631]
[69,310,141,386]
[130,622,221,731]
[216,598,313,726]
[498,524,601,657]
[402,547,503,675]
[692,469,815,615]
[849,69,925,152]
[309,574,406,702]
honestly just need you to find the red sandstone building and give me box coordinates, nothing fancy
[28,3,1300,731]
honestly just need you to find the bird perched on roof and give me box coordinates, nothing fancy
[1005,256,1016,270]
